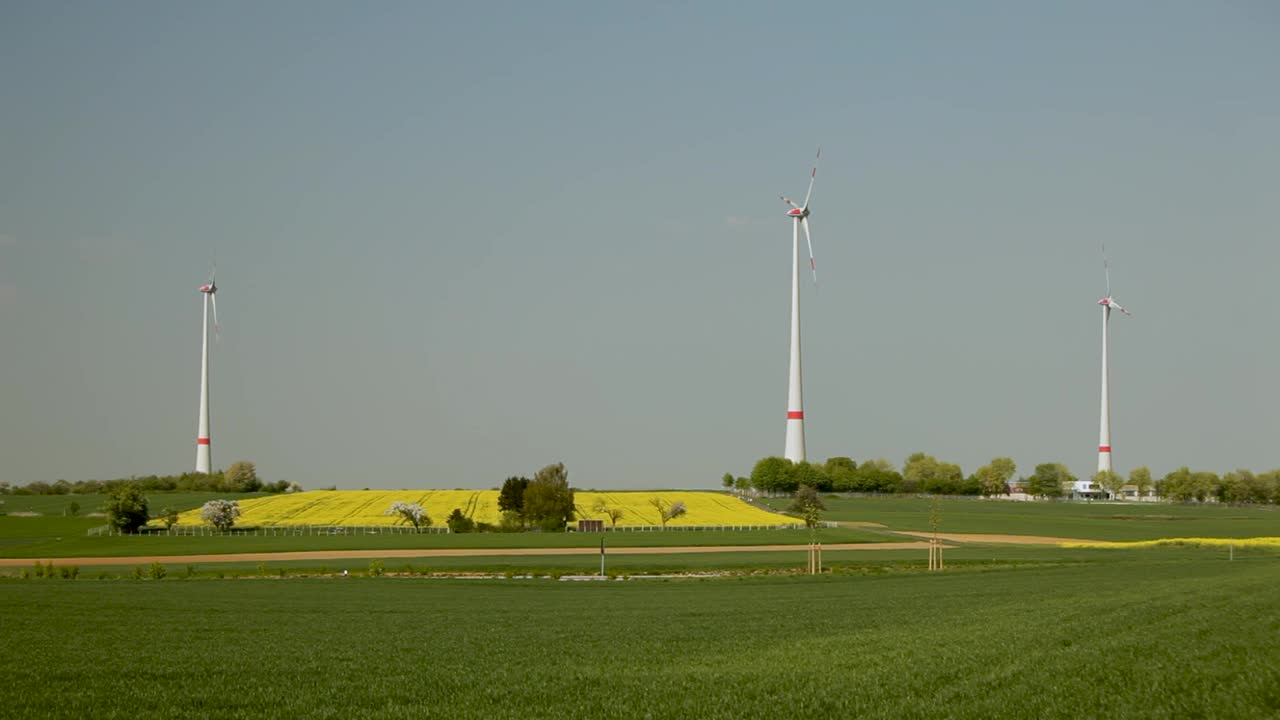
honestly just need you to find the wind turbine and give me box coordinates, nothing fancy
[195,266,219,474]
[779,149,820,463]
[1096,246,1130,474]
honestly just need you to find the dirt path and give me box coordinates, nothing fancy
[0,542,936,567]
[895,532,1094,545]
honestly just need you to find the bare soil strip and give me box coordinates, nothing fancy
[896,532,1094,545]
[0,542,936,567]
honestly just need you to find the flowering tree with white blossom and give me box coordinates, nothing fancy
[386,501,431,532]
[201,499,241,531]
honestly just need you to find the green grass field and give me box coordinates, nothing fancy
[761,494,1280,541]
[3,556,1277,719]
[0,491,268,516]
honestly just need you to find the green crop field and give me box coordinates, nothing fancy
[0,524,886,560]
[762,495,1280,541]
[3,556,1278,719]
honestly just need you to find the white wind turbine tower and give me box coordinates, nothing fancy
[779,149,820,463]
[195,266,220,474]
[1096,246,1131,474]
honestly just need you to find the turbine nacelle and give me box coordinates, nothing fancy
[199,282,218,294]
[1098,297,1130,315]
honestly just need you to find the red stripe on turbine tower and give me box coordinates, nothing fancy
[197,438,211,445]
[1098,446,1111,452]
[787,411,804,420]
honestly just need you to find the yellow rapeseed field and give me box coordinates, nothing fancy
[170,490,796,528]
[1061,537,1280,550]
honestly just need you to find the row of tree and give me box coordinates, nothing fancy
[735,454,1019,496]
[732,455,1280,505]
[2,462,299,496]
[495,462,577,531]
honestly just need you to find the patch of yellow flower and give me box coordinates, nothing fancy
[574,491,795,528]
[169,490,795,528]
[1061,537,1280,550]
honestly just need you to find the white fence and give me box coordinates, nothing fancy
[583,522,836,532]
[87,521,837,536]
[90,524,450,537]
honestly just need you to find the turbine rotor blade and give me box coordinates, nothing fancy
[801,147,820,209]
[211,293,221,341]
[1102,244,1111,298]
[801,216,817,285]
[780,194,799,210]
[1109,300,1131,316]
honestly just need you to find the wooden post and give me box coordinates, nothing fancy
[928,537,944,571]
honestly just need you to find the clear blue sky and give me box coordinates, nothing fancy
[2,2,1277,489]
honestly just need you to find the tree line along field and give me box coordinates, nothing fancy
[2,557,1278,719]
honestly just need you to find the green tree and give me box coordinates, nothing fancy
[1159,467,1218,502]
[788,485,826,529]
[497,476,529,515]
[789,461,825,493]
[854,458,903,493]
[733,477,751,495]
[1026,463,1074,499]
[722,472,735,490]
[903,453,966,495]
[523,463,575,531]
[902,452,936,494]
[1093,470,1127,500]
[225,461,261,492]
[1129,466,1153,499]
[750,457,793,495]
[446,508,475,533]
[66,500,81,517]
[973,458,1016,496]
[1258,470,1280,505]
[104,483,149,533]
[824,457,858,492]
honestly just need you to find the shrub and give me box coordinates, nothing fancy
[446,508,475,533]
[369,560,385,577]
[104,483,149,534]
[148,563,167,580]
